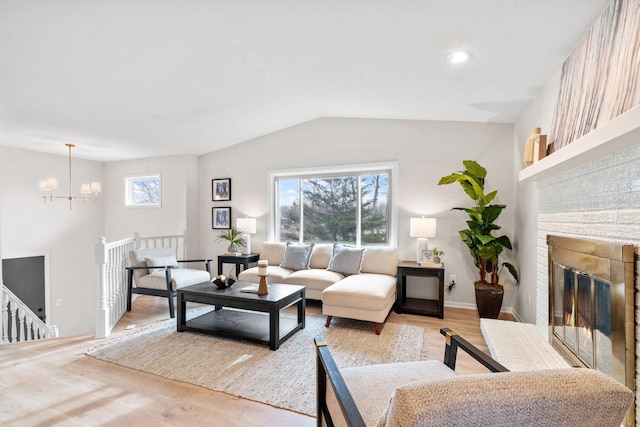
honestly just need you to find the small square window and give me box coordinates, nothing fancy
[125,174,161,208]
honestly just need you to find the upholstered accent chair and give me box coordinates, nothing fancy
[127,247,212,318]
[315,328,634,427]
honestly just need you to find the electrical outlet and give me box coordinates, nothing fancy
[450,274,456,283]
[56,298,62,306]
[527,292,531,306]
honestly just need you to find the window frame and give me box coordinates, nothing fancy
[124,173,162,208]
[268,161,398,247]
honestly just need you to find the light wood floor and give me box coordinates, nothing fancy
[0,296,513,426]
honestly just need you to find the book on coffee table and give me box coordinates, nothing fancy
[241,284,270,293]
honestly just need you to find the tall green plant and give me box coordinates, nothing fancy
[438,160,519,285]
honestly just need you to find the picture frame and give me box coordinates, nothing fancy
[212,207,232,229]
[421,249,435,263]
[124,173,161,208]
[212,178,231,201]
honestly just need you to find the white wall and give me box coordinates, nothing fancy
[198,117,517,309]
[513,70,562,323]
[104,155,199,252]
[0,146,104,337]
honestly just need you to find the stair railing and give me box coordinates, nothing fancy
[94,231,186,339]
[1,284,59,344]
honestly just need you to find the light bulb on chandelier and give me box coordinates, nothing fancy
[39,143,101,210]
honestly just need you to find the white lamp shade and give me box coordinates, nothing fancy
[236,217,257,234]
[410,217,437,238]
[81,183,91,194]
[46,178,58,190]
[90,182,102,193]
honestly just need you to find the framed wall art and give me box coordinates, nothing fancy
[212,178,231,201]
[212,207,232,229]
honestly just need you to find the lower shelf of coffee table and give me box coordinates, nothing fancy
[184,308,299,345]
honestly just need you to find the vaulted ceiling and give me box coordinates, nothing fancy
[0,1,611,161]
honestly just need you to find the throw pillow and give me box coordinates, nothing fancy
[327,244,365,276]
[280,242,314,271]
[145,255,179,274]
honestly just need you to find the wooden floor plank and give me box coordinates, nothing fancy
[0,295,511,426]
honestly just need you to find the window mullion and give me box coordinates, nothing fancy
[298,179,304,243]
[356,176,362,246]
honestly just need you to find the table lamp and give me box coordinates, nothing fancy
[236,217,257,255]
[410,217,436,263]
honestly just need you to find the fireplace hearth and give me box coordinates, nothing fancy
[548,235,635,425]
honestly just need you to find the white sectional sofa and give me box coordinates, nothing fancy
[238,242,398,334]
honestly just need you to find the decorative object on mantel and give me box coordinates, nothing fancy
[257,260,269,295]
[549,0,640,154]
[236,217,257,255]
[212,274,235,289]
[39,143,102,210]
[409,217,437,263]
[438,160,519,318]
[522,128,548,167]
[216,226,246,253]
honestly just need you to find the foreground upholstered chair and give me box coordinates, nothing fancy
[127,247,212,318]
[315,328,634,427]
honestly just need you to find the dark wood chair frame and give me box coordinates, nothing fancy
[314,327,509,427]
[126,259,212,318]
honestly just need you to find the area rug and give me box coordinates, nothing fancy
[87,308,430,416]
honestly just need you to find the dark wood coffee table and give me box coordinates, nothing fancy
[176,281,305,350]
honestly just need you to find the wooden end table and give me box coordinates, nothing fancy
[217,253,260,275]
[396,261,445,318]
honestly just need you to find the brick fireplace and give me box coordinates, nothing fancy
[536,141,640,425]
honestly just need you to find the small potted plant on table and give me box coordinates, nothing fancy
[217,226,246,254]
[432,248,445,264]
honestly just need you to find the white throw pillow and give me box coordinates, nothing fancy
[145,255,178,274]
[327,244,365,276]
[260,242,286,266]
[360,247,398,276]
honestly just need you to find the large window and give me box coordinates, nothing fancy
[271,163,397,246]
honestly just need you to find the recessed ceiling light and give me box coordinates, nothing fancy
[447,51,470,64]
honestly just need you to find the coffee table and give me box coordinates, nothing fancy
[176,281,306,350]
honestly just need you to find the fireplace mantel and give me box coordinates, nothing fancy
[519,104,640,182]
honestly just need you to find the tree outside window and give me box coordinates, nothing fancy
[125,174,161,207]
[277,171,389,245]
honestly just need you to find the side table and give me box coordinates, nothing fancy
[396,261,445,318]
[217,253,260,276]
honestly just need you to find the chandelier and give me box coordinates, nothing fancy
[39,143,101,210]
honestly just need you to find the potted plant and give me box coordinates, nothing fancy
[217,226,246,253]
[432,248,445,263]
[438,160,519,318]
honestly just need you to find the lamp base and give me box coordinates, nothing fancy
[416,237,428,263]
[242,233,251,255]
